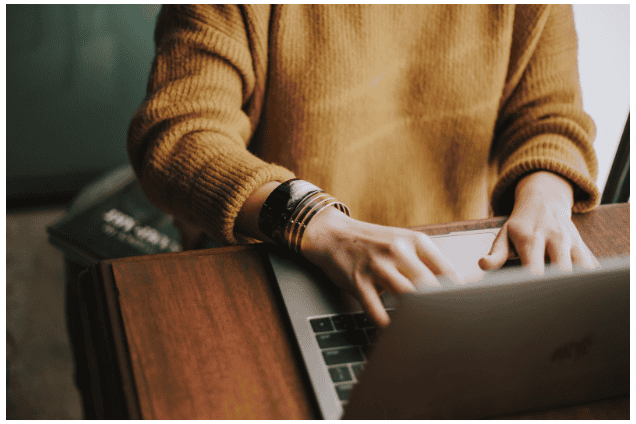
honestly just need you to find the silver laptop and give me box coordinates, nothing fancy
[267,230,629,419]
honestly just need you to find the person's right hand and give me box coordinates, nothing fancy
[300,207,464,328]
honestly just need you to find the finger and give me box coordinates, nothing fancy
[479,225,510,271]
[394,247,442,289]
[546,234,573,272]
[512,231,546,275]
[396,257,440,290]
[357,281,390,328]
[369,260,420,294]
[415,235,464,285]
[571,239,601,270]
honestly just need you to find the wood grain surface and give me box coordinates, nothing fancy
[110,247,317,419]
[101,203,629,419]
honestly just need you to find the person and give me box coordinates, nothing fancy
[127,4,600,327]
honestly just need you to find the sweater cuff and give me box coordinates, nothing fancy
[190,146,295,245]
[491,134,600,216]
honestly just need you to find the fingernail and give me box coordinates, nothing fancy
[478,258,489,269]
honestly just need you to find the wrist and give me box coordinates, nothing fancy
[255,178,351,253]
[300,206,351,258]
[235,181,281,243]
[515,171,574,209]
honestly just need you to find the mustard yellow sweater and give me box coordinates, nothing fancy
[128,4,599,245]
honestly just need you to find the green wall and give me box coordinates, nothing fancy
[7,5,161,205]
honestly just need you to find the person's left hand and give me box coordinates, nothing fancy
[479,171,600,275]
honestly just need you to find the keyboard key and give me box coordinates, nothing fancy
[316,330,367,349]
[351,363,364,379]
[331,314,356,330]
[310,317,334,333]
[322,347,364,365]
[353,313,373,328]
[328,366,352,383]
[335,383,354,401]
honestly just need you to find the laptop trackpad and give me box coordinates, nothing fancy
[430,229,498,284]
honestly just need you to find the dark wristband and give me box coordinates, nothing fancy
[258,179,322,245]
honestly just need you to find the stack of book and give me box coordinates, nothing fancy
[48,171,183,267]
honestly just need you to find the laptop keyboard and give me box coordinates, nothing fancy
[309,310,393,403]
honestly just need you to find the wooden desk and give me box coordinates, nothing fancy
[71,203,629,419]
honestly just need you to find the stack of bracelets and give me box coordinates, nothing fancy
[258,179,351,253]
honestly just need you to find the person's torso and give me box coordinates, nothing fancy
[251,5,516,226]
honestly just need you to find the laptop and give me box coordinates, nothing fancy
[267,229,629,419]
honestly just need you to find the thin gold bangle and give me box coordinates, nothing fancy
[294,200,343,253]
[290,196,337,252]
[283,192,330,248]
[285,193,332,250]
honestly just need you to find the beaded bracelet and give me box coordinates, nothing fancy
[258,179,350,252]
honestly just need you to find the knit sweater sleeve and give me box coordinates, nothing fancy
[490,4,600,216]
[127,5,294,245]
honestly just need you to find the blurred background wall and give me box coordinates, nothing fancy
[572,4,630,194]
[6,4,161,209]
[6,4,629,210]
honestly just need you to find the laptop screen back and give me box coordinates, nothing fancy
[343,256,629,419]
